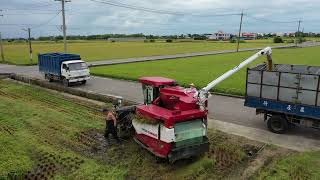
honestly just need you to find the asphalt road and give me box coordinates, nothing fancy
[1,64,320,143]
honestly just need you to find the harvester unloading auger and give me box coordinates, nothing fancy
[114,47,273,163]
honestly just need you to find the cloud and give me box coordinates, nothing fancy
[1,0,320,38]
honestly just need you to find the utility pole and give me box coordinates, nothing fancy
[55,0,70,53]
[237,11,244,52]
[0,13,4,62]
[23,28,33,63]
[0,32,4,62]
[295,20,302,46]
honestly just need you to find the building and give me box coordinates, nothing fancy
[276,32,285,37]
[206,31,231,40]
[241,32,257,40]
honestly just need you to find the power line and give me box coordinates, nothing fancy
[2,12,60,15]
[31,11,62,29]
[245,14,299,24]
[0,21,240,31]
[27,2,55,8]
[1,1,57,11]
[0,8,59,12]
[89,0,241,17]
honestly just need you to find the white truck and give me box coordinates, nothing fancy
[38,53,90,86]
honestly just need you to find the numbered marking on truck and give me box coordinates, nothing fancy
[287,105,292,111]
[263,101,268,106]
[300,107,305,113]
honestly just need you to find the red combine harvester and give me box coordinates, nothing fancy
[115,47,273,163]
[133,77,209,162]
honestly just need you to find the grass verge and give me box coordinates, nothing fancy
[255,151,320,179]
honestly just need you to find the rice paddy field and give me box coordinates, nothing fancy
[91,46,320,96]
[1,40,289,65]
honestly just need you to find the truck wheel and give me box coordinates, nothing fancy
[48,77,53,82]
[81,80,86,85]
[62,78,69,87]
[45,74,53,82]
[267,115,288,134]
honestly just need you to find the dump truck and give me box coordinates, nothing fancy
[38,53,90,86]
[115,47,273,162]
[245,63,320,134]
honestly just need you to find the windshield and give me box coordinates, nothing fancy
[68,62,87,71]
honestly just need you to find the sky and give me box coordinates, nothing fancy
[0,0,319,38]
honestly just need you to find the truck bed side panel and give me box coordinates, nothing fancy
[245,64,320,119]
[245,96,320,120]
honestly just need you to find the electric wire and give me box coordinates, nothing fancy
[89,0,241,17]
[2,0,318,36]
[2,12,61,15]
[30,11,62,29]
[245,14,299,24]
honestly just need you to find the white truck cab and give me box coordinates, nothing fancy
[61,60,90,86]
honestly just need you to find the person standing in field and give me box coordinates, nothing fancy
[102,108,120,144]
[185,83,198,94]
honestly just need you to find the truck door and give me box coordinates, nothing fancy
[61,63,69,77]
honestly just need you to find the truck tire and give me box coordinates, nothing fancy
[267,115,288,134]
[45,74,53,82]
[62,78,69,87]
[81,80,86,85]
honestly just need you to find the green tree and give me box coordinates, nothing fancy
[273,36,284,43]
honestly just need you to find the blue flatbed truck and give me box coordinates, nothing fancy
[245,63,320,133]
[38,53,90,86]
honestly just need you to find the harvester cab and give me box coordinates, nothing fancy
[139,77,176,105]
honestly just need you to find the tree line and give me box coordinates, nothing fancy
[5,32,320,42]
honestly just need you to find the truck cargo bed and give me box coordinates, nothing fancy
[38,53,81,76]
[244,64,320,120]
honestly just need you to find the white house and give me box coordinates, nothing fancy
[206,31,231,40]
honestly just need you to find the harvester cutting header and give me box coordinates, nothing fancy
[115,47,273,162]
